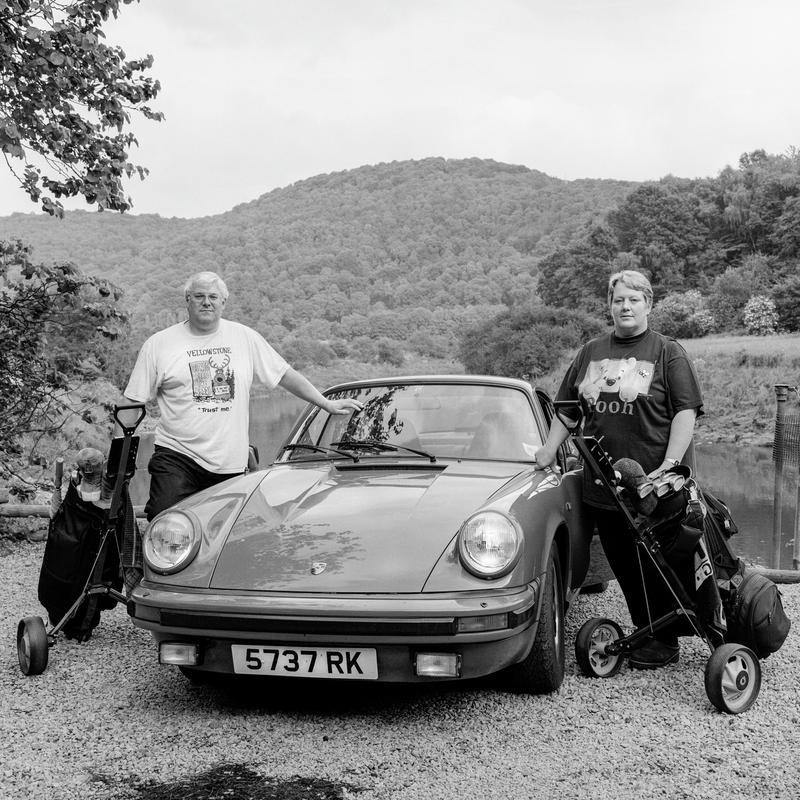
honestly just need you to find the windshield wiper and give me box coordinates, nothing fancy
[331,439,437,463]
[281,443,359,462]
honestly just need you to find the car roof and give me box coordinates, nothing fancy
[324,374,536,394]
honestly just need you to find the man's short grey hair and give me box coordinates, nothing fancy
[607,269,653,306]
[184,271,229,301]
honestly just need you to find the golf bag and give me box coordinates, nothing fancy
[699,489,791,658]
[37,415,143,643]
[37,481,128,640]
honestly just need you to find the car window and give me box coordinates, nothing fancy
[286,383,543,461]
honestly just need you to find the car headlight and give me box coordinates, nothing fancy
[458,510,523,578]
[143,510,201,574]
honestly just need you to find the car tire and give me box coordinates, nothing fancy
[503,546,565,694]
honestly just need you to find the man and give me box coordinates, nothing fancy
[535,270,704,669]
[122,271,362,520]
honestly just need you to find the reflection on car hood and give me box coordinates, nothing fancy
[210,461,528,593]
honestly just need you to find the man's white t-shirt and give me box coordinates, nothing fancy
[125,319,289,473]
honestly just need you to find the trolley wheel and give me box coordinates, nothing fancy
[575,617,624,678]
[704,643,761,714]
[17,616,49,676]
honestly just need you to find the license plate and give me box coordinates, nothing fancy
[231,645,378,680]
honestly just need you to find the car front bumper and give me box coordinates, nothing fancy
[128,580,542,683]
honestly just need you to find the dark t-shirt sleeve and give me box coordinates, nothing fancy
[556,347,585,402]
[665,339,704,418]
[553,347,588,426]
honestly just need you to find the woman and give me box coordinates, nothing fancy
[535,269,704,669]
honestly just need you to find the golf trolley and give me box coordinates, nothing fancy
[556,399,762,714]
[16,403,146,676]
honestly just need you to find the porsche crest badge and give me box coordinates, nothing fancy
[310,562,327,575]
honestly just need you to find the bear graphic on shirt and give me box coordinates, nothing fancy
[579,357,654,404]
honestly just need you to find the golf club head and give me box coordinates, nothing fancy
[653,465,691,497]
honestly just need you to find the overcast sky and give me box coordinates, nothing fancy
[2,0,798,219]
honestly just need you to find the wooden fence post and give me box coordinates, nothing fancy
[773,385,790,570]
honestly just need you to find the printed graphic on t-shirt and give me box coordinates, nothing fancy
[578,357,654,405]
[187,347,235,404]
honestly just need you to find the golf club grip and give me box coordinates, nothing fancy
[49,457,65,518]
[107,435,132,521]
[114,403,146,434]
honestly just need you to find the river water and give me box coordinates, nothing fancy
[246,394,799,571]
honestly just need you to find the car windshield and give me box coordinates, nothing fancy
[284,383,543,462]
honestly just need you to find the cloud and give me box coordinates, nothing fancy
[0,0,798,217]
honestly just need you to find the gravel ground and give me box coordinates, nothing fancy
[2,541,798,800]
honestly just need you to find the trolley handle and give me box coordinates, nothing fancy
[552,399,619,487]
[553,398,589,431]
[114,403,146,437]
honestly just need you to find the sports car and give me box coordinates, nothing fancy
[128,375,593,693]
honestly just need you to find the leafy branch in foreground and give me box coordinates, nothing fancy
[0,0,163,215]
[0,238,128,457]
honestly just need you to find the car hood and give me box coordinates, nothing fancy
[210,460,529,593]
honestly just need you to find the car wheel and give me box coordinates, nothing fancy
[704,643,761,714]
[504,546,565,694]
[575,617,624,678]
[17,616,49,676]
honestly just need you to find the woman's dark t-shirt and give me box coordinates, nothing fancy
[556,328,704,509]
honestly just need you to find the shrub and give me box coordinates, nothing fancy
[458,305,606,380]
[351,336,378,363]
[649,290,715,338]
[328,339,350,358]
[743,296,778,336]
[707,258,772,332]
[408,331,449,358]
[0,240,128,455]
[281,337,336,368]
[376,338,405,368]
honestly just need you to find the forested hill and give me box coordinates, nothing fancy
[0,157,634,367]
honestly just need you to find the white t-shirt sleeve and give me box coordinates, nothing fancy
[249,328,290,389]
[124,335,160,402]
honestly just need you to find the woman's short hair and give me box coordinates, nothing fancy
[184,271,229,301]
[607,270,653,306]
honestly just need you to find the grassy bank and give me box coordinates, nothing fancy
[681,333,800,447]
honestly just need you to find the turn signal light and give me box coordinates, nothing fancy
[456,613,509,633]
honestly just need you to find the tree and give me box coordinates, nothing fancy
[719,149,800,256]
[0,0,163,216]
[771,273,800,332]
[607,183,711,291]
[769,195,800,258]
[458,305,605,380]
[706,255,773,332]
[537,223,618,316]
[0,238,128,455]
[649,290,715,338]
